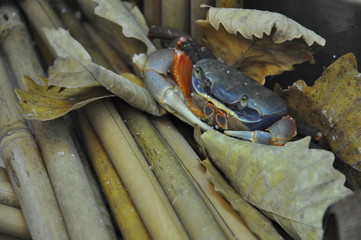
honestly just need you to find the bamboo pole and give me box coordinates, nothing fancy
[84,100,189,240]
[4,2,115,239]
[152,116,259,239]
[191,0,214,42]
[0,174,19,208]
[161,0,191,33]
[0,34,68,240]
[0,167,19,208]
[118,102,227,240]
[0,204,31,239]
[75,111,151,240]
[143,0,161,27]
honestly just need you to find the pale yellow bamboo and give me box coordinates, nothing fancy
[0,204,31,239]
[0,176,19,208]
[4,2,115,239]
[0,34,68,240]
[75,111,151,240]
[84,100,189,240]
[152,116,258,239]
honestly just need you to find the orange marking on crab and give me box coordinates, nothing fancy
[170,50,205,118]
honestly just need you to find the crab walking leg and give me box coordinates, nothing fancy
[225,116,297,146]
[144,49,212,131]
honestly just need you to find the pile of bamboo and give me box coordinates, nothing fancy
[0,1,274,240]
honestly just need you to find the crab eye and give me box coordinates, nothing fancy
[193,66,204,79]
[203,102,215,117]
[215,111,228,129]
[240,95,249,108]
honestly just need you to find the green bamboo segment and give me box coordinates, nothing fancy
[0,19,68,240]
[152,116,259,240]
[4,2,116,240]
[118,102,227,240]
[0,204,31,239]
[84,100,189,240]
[75,111,152,240]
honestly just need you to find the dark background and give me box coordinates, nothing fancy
[244,0,361,88]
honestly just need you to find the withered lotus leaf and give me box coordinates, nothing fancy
[197,129,351,239]
[275,53,361,189]
[196,7,325,84]
[15,76,114,120]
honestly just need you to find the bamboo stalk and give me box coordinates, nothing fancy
[143,0,161,26]
[84,23,131,73]
[118,102,227,240]
[4,2,116,239]
[191,0,214,42]
[84,99,189,240]
[152,116,259,239]
[161,0,191,33]
[75,111,151,240]
[0,28,68,240]
[0,174,19,208]
[0,204,31,239]
[0,167,10,182]
[215,0,243,7]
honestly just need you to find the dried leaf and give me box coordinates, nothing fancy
[196,7,325,84]
[93,0,156,54]
[15,76,114,120]
[275,53,361,189]
[201,158,283,240]
[197,129,352,240]
[17,28,160,120]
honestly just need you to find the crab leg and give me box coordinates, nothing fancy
[224,116,297,146]
[144,49,212,131]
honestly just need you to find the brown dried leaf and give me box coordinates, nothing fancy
[275,53,361,189]
[196,7,325,84]
[197,129,352,239]
[15,75,114,120]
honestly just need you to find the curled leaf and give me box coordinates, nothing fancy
[275,53,361,189]
[196,7,325,84]
[15,76,113,120]
[93,0,156,54]
[197,129,352,239]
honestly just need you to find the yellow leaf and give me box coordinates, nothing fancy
[275,53,361,189]
[15,75,114,120]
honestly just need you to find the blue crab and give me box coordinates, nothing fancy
[143,38,297,145]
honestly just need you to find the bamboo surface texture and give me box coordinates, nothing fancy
[152,116,258,240]
[119,102,228,240]
[76,111,151,240]
[3,2,115,239]
[0,12,68,240]
[84,100,189,240]
[0,204,31,239]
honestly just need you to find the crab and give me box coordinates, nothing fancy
[143,38,297,145]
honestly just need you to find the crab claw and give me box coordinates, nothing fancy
[144,49,212,131]
[224,116,297,145]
